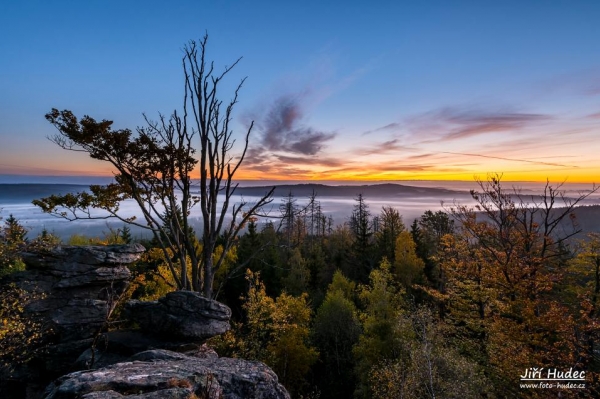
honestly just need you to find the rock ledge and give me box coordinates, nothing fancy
[43,349,290,399]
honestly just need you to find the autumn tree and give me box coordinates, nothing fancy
[440,174,598,392]
[223,271,318,396]
[34,35,274,298]
[393,230,425,290]
[369,306,486,399]
[565,233,600,382]
[0,284,48,392]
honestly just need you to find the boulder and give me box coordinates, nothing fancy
[43,349,290,399]
[124,291,231,341]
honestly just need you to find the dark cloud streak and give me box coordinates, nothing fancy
[361,122,401,136]
[256,95,336,156]
[408,107,552,142]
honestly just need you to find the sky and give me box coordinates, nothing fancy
[1,1,600,183]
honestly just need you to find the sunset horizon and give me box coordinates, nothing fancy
[2,2,599,187]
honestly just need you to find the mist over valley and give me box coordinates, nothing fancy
[1,181,599,241]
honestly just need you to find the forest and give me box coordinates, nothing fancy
[2,36,599,398]
[1,175,599,398]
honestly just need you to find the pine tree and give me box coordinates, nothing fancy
[0,214,27,275]
[349,194,374,282]
[120,225,132,244]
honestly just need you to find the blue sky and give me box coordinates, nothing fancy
[1,1,599,182]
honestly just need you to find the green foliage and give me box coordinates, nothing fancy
[312,271,360,398]
[375,206,405,263]
[67,226,129,246]
[214,270,318,397]
[328,269,357,302]
[120,225,133,244]
[0,214,28,276]
[369,307,487,399]
[268,292,318,395]
[282,248,310,296]
[323,224,353,287]
[416,210,454,285]
[353,259,406,399]
[348,195,374,282]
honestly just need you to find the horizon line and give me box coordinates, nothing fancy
[0,174,597,185]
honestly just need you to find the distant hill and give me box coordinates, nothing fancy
[572,205,600,235]
[0,183,468,204]
[0,184,90,203]
[230,183,466,198]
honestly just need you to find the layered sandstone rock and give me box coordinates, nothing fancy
[0,244,290,399]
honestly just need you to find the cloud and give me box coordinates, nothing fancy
[588,111,600,119]
[439,151,578,168]
[532,68,600,97]
[252,94,336,156]
[275,155,345,167]
[406,107,552,142]
[362,122,401,136]
[355,139,415,156]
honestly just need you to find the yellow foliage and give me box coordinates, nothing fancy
[393,230,425,288]
[219,270,318,396]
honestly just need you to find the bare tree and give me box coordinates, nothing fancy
[34,34,274,298]
[180,35,274,297]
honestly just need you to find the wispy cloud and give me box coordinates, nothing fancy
[355,139,415,156]
[407,106,552,142]
[275,154,345,167]
[362,122,401,136]
[533,68,600,97]
[439,151,578,168]
[588,111,600,119]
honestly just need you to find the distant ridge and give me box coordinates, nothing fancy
[0,183,467,204]
[0,184,89,203]
[231,183,466,198]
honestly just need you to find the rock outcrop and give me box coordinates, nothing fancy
[19,244,145,341]
[124,291,231,341]
[0,244,291,399]
[1,245,146,397]
[44,349,290,399]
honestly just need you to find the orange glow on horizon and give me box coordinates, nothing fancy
[234,169,598,184]
[3,161,597,184]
